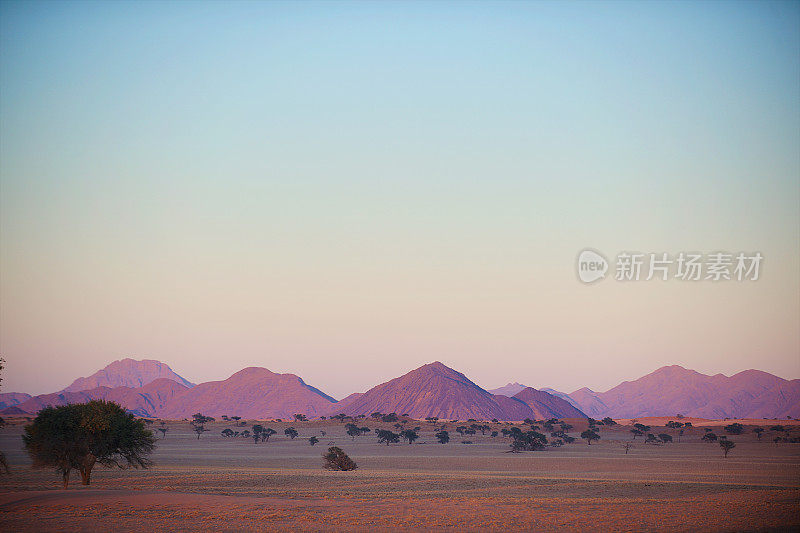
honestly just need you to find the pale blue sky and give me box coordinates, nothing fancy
[1,1,798,397]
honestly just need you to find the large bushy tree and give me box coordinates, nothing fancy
[23,400,155,488]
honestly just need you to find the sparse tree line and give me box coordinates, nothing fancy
[8,399,800,487]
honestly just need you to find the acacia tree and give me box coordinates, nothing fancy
[190,413,212,439]
[753,427,764,441]
[508,430,548,452]
[345,423,362,440]
[580,429,600,445]
[375,429,400,446]
[284,427,298,440]
[262,428,277,442]
[400,429,419,444]
[252,424,263,444]
[23,400,155,488]
[724,423,744,435]
[720,439,736,458]
[435,430,450,444]
[702,432,718,443]
[191,423,207,439]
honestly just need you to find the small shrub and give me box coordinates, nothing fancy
[322,447,357,471]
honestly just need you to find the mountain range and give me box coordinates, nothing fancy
[1,359,797,421]
[326,362,585,420]
[490,366,800,419]
[564,365,800,419]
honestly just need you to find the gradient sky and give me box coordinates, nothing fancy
[1,1,798,399]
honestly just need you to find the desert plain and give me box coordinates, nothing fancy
[0,417,798,532]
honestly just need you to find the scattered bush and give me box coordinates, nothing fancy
[375,429,400,446]
[400,429,419,444]
[322,447,357,471]
[724,423,744,435]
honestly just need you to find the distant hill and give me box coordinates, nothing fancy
[155,367,336,420]
[327,362,582,420]
[567,387,609,417]
[0,392,32,410]
[488,382,528,397]
[566,365,800,419]
[539,388,583,409]
[64,358,194,391]
[489,383,585,412]
[11,378,189,417]
[512,387,586,419]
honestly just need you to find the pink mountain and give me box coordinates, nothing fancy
[488,382,528,397]
[10,378,189,417]
[326,362,585,420]
[566,365,800,419]
[155,367,336,420]
[0,392,32,410]
[63,358,194,391]
[6,359,797,421]
[511,387,586,419]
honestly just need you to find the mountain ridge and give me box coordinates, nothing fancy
[4,359,797,420]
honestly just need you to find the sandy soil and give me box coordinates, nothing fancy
[1,418,798,531]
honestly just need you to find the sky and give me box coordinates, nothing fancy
[1,1,798,399]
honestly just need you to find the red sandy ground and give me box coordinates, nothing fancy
[1,418,798,531]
